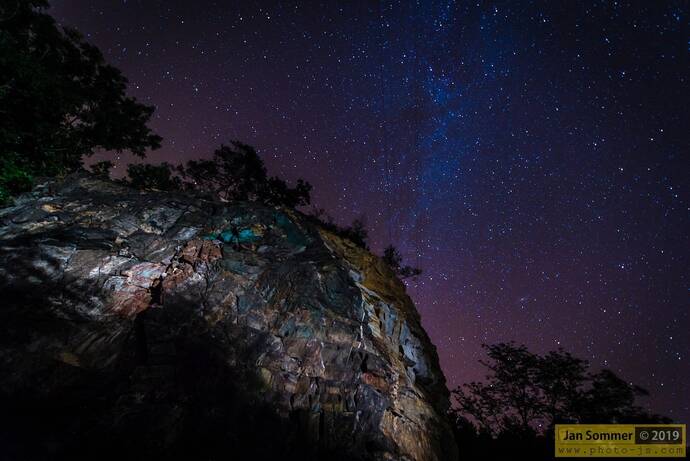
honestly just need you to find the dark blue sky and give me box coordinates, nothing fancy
[51,0,689,422]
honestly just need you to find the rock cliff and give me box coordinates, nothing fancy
[0,174,457,461]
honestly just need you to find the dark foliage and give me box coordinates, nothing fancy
[89,160,114,179]
[0,0,160,203]
[574,369,661,424]
[306,207,369,249]
[262,176,312,209]
[125,162,181,192]
[0,154,33,205]
[176,142,265,200]
[382,244,422,278]
[343,218,368,249]
[450,343,671,460]
[175,141,311,208]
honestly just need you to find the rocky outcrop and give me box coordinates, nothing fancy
[0,174,457,461]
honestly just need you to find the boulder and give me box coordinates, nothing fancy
[0,173,457,461]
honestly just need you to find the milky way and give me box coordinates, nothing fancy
[51,1,689,421]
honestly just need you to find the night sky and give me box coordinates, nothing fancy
[51,1,689,422]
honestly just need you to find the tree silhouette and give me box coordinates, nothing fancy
[261,176,312,208]
[450,343,670,460]
[0,156,32,205]
[305,207,370,249]
[176,142,265,201]
[346,218,368,249]
[176,142,311,207]
[536,349,588,425]
[575,369,661,424]
[125,163,181,191]
[0,0,161,203]
[382,245,422,278]
[90,161,114,180]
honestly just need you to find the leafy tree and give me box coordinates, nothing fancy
[125,163,181,191]
[574,369,665,424]
[0,0,161,203]
[344,218,368,249]
[176,142,265,201]
[262,176,312,208]
[305,208,369,249]
[452,343,666,433]
[90,160,114,180]
[453,343,543,436]
[450,343,670,460]
[382,245,422,278]
[0,154,33,205]
[536,349,588,424]
[307,206,334,225]
[176,142,311,207]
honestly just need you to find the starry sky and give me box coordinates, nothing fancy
[50,1,689,422]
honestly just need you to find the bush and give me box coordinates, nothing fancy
[125,163,181,191]
[0,0,160,202]
[90,161,114,179]
[382,245,422,278]
[175,142,311,208]
[0,154,34,206]
[306,208,369,249]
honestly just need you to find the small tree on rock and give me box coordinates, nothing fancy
[382,245,422,278]
[176,142,311,207]
[90,161,114,180]
[125,163,181,191]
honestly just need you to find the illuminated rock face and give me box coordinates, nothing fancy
[0,174,457,461]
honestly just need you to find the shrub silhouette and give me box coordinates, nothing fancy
[176,142,311,208]
[382,245,422,278]
[125,163,181,192]
[89,161,114,180]
[450,343,670,460]
[0,0,160,203]
[306,207,369,249]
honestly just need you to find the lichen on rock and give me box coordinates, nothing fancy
[0,173,457,461]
